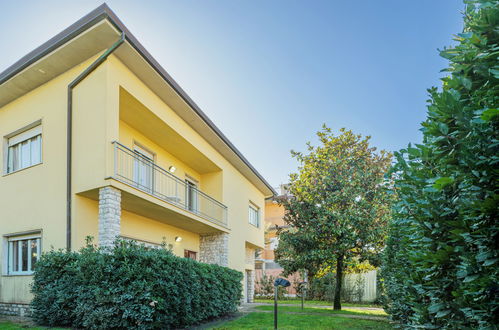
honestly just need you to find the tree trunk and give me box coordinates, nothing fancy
[333,254,344,310]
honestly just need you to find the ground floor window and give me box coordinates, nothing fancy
[7,234,41,275]
[184,249,197,260]
[119,235,172,250]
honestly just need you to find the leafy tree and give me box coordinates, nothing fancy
[275,127,392,310]
[382,1,498,327]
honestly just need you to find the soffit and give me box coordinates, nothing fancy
[0,7,275,197]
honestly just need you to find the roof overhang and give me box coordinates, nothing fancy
[0,3,276,197]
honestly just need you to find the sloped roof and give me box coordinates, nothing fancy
[0,3,276,197]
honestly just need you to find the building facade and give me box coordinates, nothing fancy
[255,185,301,295]
[0,4,274,314]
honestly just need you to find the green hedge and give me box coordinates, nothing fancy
[381,1,498,328]
[31,240,242,329]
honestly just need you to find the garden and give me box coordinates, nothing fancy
[0,0,497,329]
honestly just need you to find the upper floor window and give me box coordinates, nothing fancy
[6,233,41,275]
[133,144,154,192]
[269,237,279,250]
[185,178,199,212]
[6,125,42,173]
[249,203,260,227]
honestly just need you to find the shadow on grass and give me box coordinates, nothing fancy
[255,305,388,317]
[212,312,392,330]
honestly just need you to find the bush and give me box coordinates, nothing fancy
[382,1,498,328]
[254,273,288,299]
[31,240,242,329]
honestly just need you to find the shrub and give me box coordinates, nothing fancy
[254,273,287,299]
[31,240,242,329]
[382,1,498,328]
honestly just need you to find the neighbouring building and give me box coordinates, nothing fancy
[255,185,301,295]
[0,4,275,315]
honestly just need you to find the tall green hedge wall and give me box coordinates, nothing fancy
[381,1,498,328]
[31,241,242,329]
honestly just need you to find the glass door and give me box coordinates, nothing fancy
[185,178,198,213]
[133,145,154,192]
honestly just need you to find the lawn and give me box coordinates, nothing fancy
[0,321,65,330]
[212,312,391,329]
[1,305,388,330]
[255,305,388,317]
[254,298,381,308]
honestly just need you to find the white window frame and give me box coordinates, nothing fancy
[249,202,260,227]
[6,234,41,275]
[120,235,166,250]
[269,237,279,250]
[132,143,155,192]
[4,122,42,174]
[185,176,199,213]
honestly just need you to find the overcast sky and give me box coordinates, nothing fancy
[0,1,464,188]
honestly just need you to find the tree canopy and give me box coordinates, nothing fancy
[275,127,392,309]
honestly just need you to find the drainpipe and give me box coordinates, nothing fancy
[66,32,125,251]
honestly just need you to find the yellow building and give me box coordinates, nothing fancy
[255,185,297,292]
[0,4,274,315]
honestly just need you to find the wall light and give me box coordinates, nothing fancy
[175,236,182,242]
[169,166,176,173]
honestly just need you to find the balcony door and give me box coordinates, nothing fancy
[185,178,198,213]
[133,144,154,192]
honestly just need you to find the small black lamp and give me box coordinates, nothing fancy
[273,278,291,329]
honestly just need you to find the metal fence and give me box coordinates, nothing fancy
[113,141,228,227]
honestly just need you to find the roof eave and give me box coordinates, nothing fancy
[0,3,276,197]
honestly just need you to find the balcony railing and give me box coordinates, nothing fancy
[112,141,228,227]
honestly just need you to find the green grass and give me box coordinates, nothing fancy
[213,312,392,329]
[255,305,388,317]
[254,299,381,308]
[0,321,66,329]
[0,322,22,330]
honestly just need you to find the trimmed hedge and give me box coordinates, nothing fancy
[381,1,498,328]
[31,240,242,329]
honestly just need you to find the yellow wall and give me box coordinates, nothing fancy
[105,55,265,270]
[263,201,286,260]
[0,53,266,304]
[0,56,104,303]
[119,120,202,185]
[121,210,200,256]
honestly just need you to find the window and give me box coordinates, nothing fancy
[249,203,260,227]
[120,236,169,250]
[6,125,42,173]
[185,178,198,212]
[133,144,154,192]
[269,237,279,250]
[184,249,197,260]
[7,234,41,275]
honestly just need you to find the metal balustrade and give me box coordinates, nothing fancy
[112,141,228,227]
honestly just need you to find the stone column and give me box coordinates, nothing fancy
[246,270,255,303]
[98,186,121,248]
[199,232,229,267]
[245,246,256,302]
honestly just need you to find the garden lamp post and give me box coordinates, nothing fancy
[299,281,308,310]
[274,278,291,329]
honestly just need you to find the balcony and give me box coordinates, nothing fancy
[112,141,227,227]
